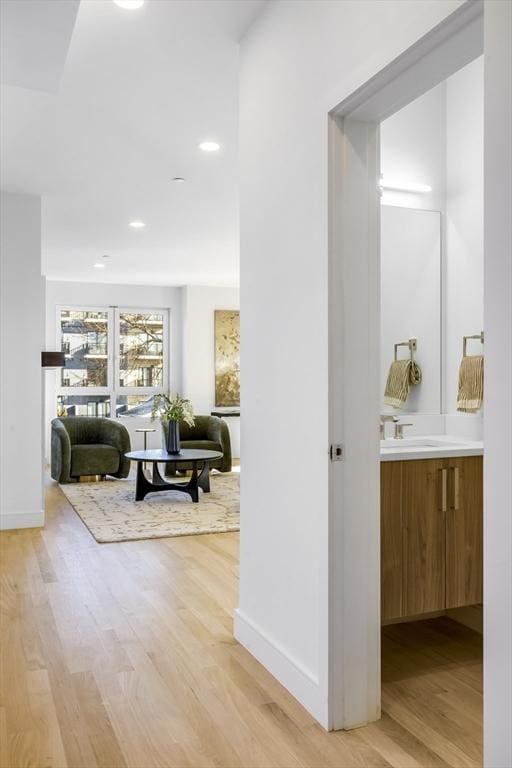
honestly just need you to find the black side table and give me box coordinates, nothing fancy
[135,427,156,450]
[135,427,157,478]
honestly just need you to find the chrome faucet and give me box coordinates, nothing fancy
[380,414,399,439]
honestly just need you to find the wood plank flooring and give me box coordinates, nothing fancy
[0,479,483,768]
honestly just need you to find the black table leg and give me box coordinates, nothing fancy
[197,461,211,493]
[133,460,204,503]
[187,463,199,503]
[152,462,166,485]
[135,460,154,501]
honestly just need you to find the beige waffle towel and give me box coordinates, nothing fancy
[457,355,484,412]
[383,359,422,410]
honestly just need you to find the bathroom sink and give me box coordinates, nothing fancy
[380,438,460,449]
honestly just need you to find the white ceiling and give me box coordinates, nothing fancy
[0,0,80,92]
[0,0,266,286]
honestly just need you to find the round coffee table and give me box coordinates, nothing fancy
[125,448,223,503]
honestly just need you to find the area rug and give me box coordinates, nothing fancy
[60,472,240,544]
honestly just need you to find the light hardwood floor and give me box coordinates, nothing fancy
[0,479,482,768]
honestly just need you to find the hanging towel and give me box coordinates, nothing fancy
[383,359,422,410]
[457,355,484,412]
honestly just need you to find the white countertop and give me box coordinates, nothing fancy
[380,435,483,462]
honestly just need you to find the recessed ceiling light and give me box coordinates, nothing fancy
[198,141,220,152]
[173,177,186,183]
[93,263,106,269]
[129,221,146,228]
[113,0,145,9]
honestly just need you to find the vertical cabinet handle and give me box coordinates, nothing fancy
[451,466,460,510]
[438,468,447,511]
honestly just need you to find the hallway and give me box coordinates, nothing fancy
[0,481,482,768]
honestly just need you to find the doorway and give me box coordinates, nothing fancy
[327,0,486,733]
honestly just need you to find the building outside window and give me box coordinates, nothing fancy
[56,307,168,418]
[118,313,164,389]
[60,310,108,387]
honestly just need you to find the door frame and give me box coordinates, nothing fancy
[327,0,484,730]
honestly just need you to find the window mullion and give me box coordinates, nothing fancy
[112,306,120,410]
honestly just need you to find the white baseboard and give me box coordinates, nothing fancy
[234,609,328,728]
[0,509,44,530]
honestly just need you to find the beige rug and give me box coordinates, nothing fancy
[60,471,240,543]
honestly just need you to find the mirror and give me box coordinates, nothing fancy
[381,205,441,414]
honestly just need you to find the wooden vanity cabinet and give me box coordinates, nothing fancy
[381,455,483,621]
[445,456,483,609]
[380,461,403,621]
[403,459,447,616]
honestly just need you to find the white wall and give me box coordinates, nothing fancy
[238,0,464,726]
[44,281,183,454]
[380,56,484,439]
[380,80,446,212]
[381,206,441,414]
[182,285,240,412]
[1,192,44,529]
[380,82,446,424]
[182,285,240,457]
[445,57,484,439]
[484,2,512,766]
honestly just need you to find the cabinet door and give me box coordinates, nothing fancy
[446,456,483,608]
[402,459,446,615]
[381,461,403,620]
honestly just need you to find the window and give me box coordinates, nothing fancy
[116,394,155,416]
[60,309,108,387]
[57,394,111,417]
[119,312,164,388]
[57,306,168,418]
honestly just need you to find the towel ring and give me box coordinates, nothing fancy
[463,331,484,357]
[394,337,417,362]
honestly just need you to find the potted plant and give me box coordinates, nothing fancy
[151,393,195,455]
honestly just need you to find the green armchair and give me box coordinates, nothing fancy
[163,415,232,475]
[51,417,131,483]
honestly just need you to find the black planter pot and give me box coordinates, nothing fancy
[165,420,181,455]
